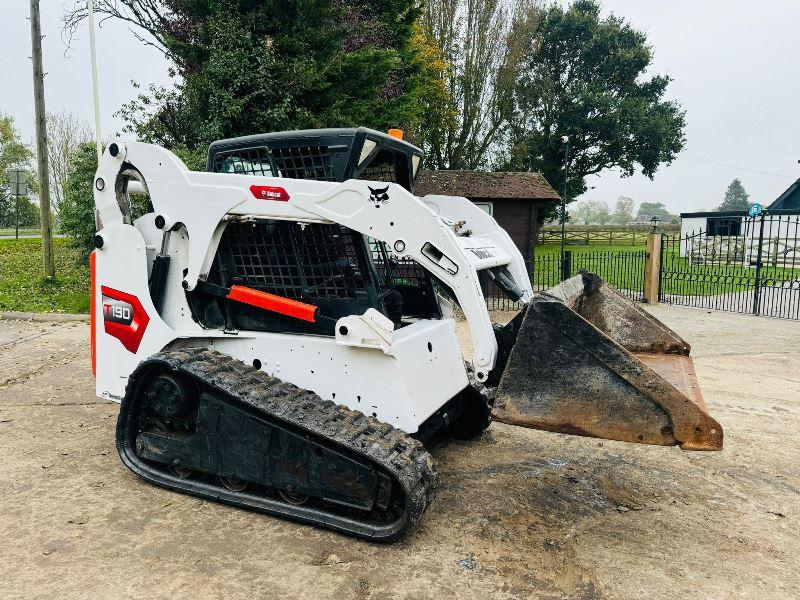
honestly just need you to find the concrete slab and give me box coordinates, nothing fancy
[0,306,798,599]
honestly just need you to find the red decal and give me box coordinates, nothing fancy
[100,286,150,353]
[250,185,290,202]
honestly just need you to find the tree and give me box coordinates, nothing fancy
[46,109,93,219]
[66,1,443,151]
[717,178,749,211]
[59,142,97,260]
[421,0,540,169]
[637,201,670,220]
[570,199,609,225]
[572,200,594,225]
[0,195,40,229]
[505,0,686,205]
[612,196,635,225]
[0,113,39,229]
[594,201,610,225]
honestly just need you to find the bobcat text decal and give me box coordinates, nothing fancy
[469,248,495,259]
[250,185,290,202]
[100,286,150,353]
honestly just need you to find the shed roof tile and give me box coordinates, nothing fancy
[415,170,559,201]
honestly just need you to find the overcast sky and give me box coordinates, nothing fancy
[2,1,798,213]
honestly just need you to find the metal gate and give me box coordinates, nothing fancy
[660,212,800,319]
[487,248,647,311]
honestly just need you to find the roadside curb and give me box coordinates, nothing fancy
[0,311,89,323]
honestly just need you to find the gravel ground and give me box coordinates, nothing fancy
[0,306,797,599]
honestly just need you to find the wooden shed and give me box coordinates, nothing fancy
[414,170,559,258]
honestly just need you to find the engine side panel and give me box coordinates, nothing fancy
[93,223,467,432]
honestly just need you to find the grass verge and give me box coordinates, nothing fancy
[0,228,42,237]
[531,245,799,297]
[0,238,89,313]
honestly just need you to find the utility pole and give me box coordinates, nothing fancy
[29,0,56,278]
[87,0,103,229]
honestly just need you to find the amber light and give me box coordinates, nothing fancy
[387,129,404,140]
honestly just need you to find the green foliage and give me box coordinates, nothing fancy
[116,1,437,150]
[718,178,750,211]
[0,238,89,313]
[594,202,610,225]
[0,114,33,174]
[571,200,610,225]
[59,142,98,261]
[612,196,636,225]
[531,244,646,291]
[638,202,671,219]
[420,0,540,169]
[0,113,40,228]
[506,0,686,206]
[0,197,40,229]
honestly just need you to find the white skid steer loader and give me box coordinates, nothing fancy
[91,128,722,541]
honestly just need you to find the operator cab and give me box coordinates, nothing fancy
[207,127,424,193]
[189,129,443,337]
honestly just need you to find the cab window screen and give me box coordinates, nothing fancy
[212,147,273,176]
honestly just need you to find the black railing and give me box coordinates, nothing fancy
[660,213,800,319]
[486,248,647,312]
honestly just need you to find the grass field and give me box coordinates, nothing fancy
[0,228,42,238]
[0,238,89,313]
[0,237,795,315]
[534,243,645,254]
[532,244,799,297]
[531,244,647,294]
[659,248,799,296]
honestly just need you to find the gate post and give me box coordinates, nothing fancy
[644,233,662,304]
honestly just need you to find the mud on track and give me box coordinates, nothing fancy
[0,307,798,599]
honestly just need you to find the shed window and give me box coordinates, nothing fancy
[474,202,493,216]
[706,217,741,236]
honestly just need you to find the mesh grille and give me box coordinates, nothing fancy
[359,156,397,183]
[219,221,365,299]
[212,147,273,176]
[369,240,428,287]
[271,146,336,181]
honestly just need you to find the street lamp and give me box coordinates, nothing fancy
[650,215,661,234]
[560,135,569,281]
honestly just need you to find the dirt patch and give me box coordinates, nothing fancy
[0,306,798,599]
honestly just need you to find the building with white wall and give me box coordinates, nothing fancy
[678,178,800,262]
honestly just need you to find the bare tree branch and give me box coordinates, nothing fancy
[421,0,540,170]
[62,1,182,60]
[46,109,93,218]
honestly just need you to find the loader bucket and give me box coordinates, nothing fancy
[493,272,723,451]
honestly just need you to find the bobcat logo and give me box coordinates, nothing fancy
[368,185,390,207]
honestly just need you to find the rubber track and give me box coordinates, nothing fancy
[116,349,436,541]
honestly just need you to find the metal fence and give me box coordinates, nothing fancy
[660,213,800,319]
[485,214,800,320]
[486,248,647,311]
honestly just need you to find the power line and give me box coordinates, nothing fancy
[689,154,794,179]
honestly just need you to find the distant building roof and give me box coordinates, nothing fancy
[680,211,748,218]
[679,179,800,218]
[767,178,800,211]
[415,170,559,201]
